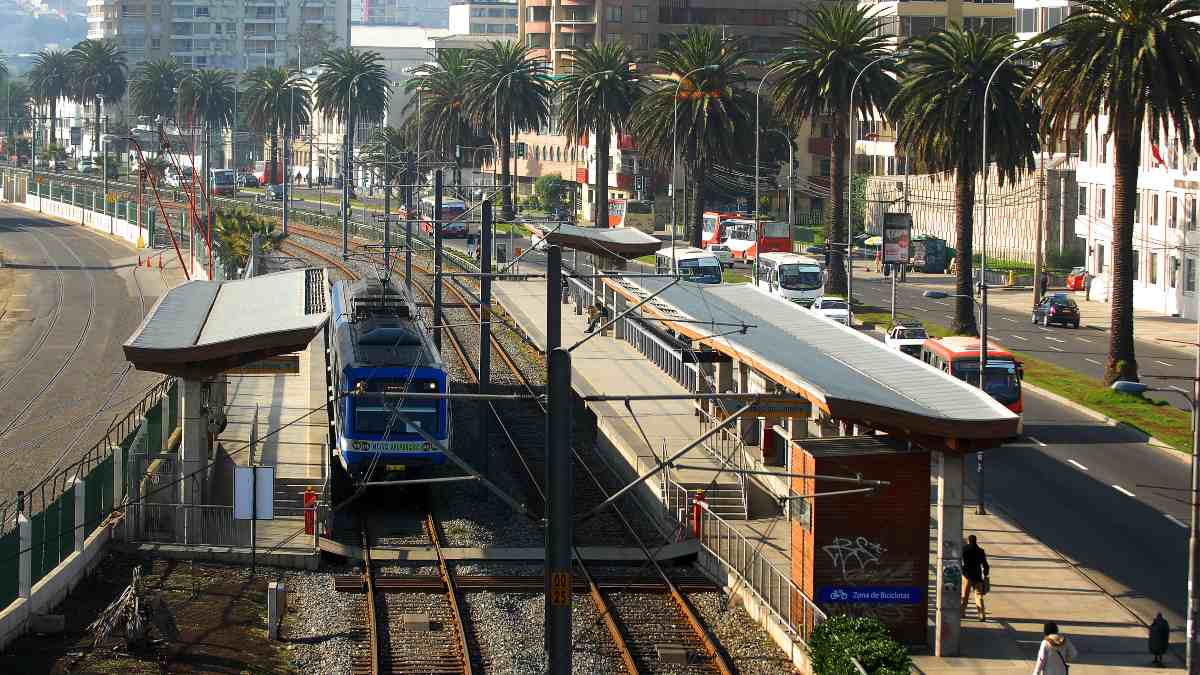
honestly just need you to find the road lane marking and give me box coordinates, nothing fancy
[1085,358,1102,365]
[1045,337,1066,343]
[1075,337,1091,343]
[1157,360,1174,367]
[1037,326,1051,332]
[1112,485,1136,497]
[1068,459,1089,471]
[1026,436,1047,447]
[1166,514,1188,529]
[1000,317,1017,322]
[1010,334,1028,341]
[1049,346,1064,352]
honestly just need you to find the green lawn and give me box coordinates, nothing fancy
[851,303,1193,453]
[494,222,530,236]
[723,269,752,284]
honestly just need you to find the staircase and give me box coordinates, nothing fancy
[274,477,322,514]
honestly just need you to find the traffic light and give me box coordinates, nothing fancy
[516,142,527,159]
[634,175,645,192]
[455,144,462,161]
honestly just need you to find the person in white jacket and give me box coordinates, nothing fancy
[1034,622,1078,675]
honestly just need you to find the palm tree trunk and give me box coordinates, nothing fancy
[689,160,707,248]
[93,103,101,155]
[594,130,610,228]
[953,163,978,335]
[826,113,848,296]
[1105,113,1140,384]
[499,128,513,220]
[270,128,278,185]
[48,98,56,146]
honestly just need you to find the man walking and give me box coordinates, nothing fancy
[961,534,990,621]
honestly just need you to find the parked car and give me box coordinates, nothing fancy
[237,172,259,187]
[1032,293,1080,328]
[805,244,825,256]
[265,183,285,201]
[1066,266,1088,291]
[885,321,928,357]
[706,244,733,268]
[809,297,850,325]
[49,158,66,172]
[77,158,94,174]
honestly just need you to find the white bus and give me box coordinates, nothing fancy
[755,252,824,306]
[655,246,723,284]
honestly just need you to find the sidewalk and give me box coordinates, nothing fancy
[915,490,1180,673]
[852,264,1197,359]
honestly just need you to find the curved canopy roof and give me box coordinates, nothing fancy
[531,223,663,259]
[124,268,330,379]
[605,276,1020,447]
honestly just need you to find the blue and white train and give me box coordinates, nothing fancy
[328,277,449,482]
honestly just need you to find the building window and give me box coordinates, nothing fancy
[1151,192,1159,225]
[526,33,549,48]
[899,16,946,38]
[1078,186,1088,216]
[633,5,647,22]
[506,24,517,33]
[487,7,503,17]
[1080,133,1088,162]
[195,6,208,17]
[1133,250,1140,280]
[607,6,622,21]
[151,3,160,16]
[1170,194,1179,228]
[1188,257,1197,293]
[151,37,160,48]
[818,158,831,176]
[1170,256,1180,288]
[1100,139,1108,164]
[1098,188,1107,219]
[527,6,549,21]
[1150,252,1159,284]
[1134,192,1141,223]
[1188,195,1197,231]
[965,17,1016,36]
[472,7,486,17]
[471,22,486,32]
[1017,7,1037,32]
[507,8,517,17]
[1097,243,1106,274]
[487,23,503,33]
[1045,6,1066,29]
[633,32,648,49]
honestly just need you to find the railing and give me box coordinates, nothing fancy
[126,503,251,547]
[694,502,826,643]
[617,313,698,393]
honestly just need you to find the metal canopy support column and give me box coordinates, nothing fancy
[434,170,444,352]
[479,201,493,480]
[179,378,207,545]
[934,449,964,655]
[545,347,573,674]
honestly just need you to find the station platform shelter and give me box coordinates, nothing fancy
[493,250,1017,665]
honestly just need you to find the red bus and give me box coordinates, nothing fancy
[920,336,1024,415]
[719,218,791,263]
[700,210,744,248]
[403,195,468,237]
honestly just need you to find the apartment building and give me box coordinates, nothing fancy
[86,0,167,65]
[449,0,517,36]
[352,0,448,27]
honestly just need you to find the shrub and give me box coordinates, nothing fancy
[807,615,912,675]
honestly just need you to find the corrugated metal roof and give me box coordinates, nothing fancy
[616,277,1018,433]
[127,280,217,350]
[199,270,309,345]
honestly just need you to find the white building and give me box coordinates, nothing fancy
[352,0,449,27]
[1075,118,1200,318]
[447,0,516,37]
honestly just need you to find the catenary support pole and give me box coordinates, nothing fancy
[405,152,414,292]
[434,170,444,352]
[545,347,573,674]
[479,201,493,480]
[547,245,561,350]
[1188,313,1200,674]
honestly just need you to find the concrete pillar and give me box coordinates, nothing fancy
[17,513,31,599]
[786,416,809,440]
[112,444,124,508]
[73,476,85,552]
[934,450,964,656]
[268,581,286,639]
[179,378,207,545]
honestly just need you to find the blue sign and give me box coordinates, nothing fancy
[819,586,924,605]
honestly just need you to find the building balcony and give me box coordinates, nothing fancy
[558,0,594,6]
[526,20,549,32]
[556,23,595,33]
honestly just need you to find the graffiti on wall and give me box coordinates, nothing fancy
[820,534,921,625]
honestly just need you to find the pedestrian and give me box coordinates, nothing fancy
[1149,612,1169,666]
[561,277,570,305]
[1033,622,1077,675]
[1039,271,1049,300]
[584,302,607,334]
[961,534,990,621]
[1085,272,1093,302]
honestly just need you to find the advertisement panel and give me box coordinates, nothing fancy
[883,213,912,264]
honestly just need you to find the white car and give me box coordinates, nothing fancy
[705,244,733,268]
[885,322,928,358]
[810,297,850,325]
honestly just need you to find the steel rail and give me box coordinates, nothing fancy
[363,527,383,675]
[425,513,475,675]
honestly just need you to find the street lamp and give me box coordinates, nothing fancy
[341,71,368,259]
[575,69,613,226]
[761,128,795,285]
[1113,374,1200,673]
[671,64,718,265]
[755,60,794,287]
[847,51,907,325]
[978,38,1066,402]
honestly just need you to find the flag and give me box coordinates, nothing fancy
[1151,144,1166,167]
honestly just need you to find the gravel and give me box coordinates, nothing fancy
[285,571,360,675]
[691,591,803,674]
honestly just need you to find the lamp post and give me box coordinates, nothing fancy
[1114,362,1200,673]
[755,61,792,286]
[98,93,109,234]
[847,52,906,324]
[341,71,367,259]
[671,64,718,266]
[760,128,794,285]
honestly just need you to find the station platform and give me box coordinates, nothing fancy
[493,278,792,571]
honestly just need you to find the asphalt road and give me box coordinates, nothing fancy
[0,203,161,507]
[852,273,1195,409]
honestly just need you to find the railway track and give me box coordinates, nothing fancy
[285,223,737,674]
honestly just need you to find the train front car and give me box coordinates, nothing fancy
[329,278,449,483]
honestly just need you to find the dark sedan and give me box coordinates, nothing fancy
[265,183,285,200]
[1032,293,1080,328]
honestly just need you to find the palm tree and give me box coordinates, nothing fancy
[314,48,390,191]
[28,50,72,145]
[69,39,127,154]
[629,27,755,247]
[180,68,236,192]
[360,126,407,211]
[244,67,310,185]
[890,27,1041,335]
[558,42,642,227]
[771,4,898,296]
[404,49,485,165]
[1031,0,1200,384]
[462,41,553,221]
[130,58,186,121]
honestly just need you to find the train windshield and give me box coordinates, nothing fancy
[353,379,441,435]
[777,263,822,290]
[951,359,1020,405]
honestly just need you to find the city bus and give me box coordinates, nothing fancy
[920,336,1024,416]
[655,246,723,284]
[720,218,792,264]
[608,198,655,233]
[210,169,237,195]
[252,160,284,186]
[754,252,824,306]
[700,211,745,248]
[409,195,468,237]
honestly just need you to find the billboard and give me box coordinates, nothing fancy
[882,213,912,264]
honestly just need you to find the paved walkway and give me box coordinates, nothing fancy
[915,487,1181,673]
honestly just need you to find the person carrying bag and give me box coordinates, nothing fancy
[1034,622,1078,675]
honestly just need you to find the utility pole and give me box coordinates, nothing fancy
[433,170,444,351]
[544,241,572,672]
[478,200,493,480]
[1189,317,1200,675]
[405,151,415,292]
[1033,142,1046,312]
